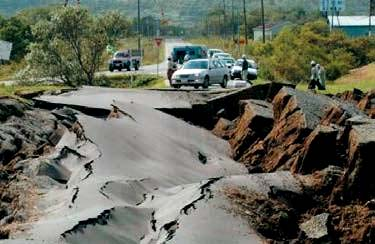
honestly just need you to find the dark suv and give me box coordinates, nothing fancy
[171,45,208,64]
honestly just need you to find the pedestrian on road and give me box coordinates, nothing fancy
[317,64,326,90]
[183,54,190,64]
[167,56,177,84]
[241,55,249,82]
[308,60,319,92]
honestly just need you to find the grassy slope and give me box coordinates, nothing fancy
[0,61,26,81]
[95,73,166,88]
[297,63,375,94]
[0,84,69,98]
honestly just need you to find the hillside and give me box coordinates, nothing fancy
[0,0,369,24]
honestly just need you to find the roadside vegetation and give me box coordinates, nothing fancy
[192,20,375,90]
[0,61,26,81]
[94,73,166,89]
[0,83,69,99]
[1,5,167,88]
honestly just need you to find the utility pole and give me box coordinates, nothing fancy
[237,9,241,56]
[261,0,265,43]
[223,0,227,38]
[243,0,248,44]
[232,0,235,41]
[370,0,374,36]
[137,0,141,51]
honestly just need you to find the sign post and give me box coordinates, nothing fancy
[0,40,12,64]
[370,0,375,36]
[320,0,346,30]
[154,37,163,76]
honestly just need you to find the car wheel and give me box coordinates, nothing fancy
[194,85,200,89]
[109,66,114,72]
[221,75,228,88]
[134,65,139,71]
[202,76,209,89]
[172,85,181,89]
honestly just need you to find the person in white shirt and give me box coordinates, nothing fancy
[167,56,177,84]
[317,64,326,90]
[308,60,319,91]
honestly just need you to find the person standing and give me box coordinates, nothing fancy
[317,64,326,90]
[309,60,319,91]
[183,53,190,64]
[241,55,249,81]
[167,56,177,84]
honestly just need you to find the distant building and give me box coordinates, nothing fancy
[253,22,291,41]
[328,16,375,37]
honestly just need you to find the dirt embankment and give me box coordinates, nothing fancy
[214,86,375,243]
[0,98,80,238]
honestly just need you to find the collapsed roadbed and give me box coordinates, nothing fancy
[213,87,375,243]
[0,85,374,243]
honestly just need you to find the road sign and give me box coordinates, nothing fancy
[320,0,329,12]
[332,0,345,11]
[154,37,163,47]
[0,40,12,61]
[320,0,345,12]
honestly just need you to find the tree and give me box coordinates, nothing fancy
[249,20,369,83]
[0,16,34,60]
[25,7,126,86]
[99,11,131,44]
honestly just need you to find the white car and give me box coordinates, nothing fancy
[171,59,229,89]
[230,59,258,81]
[221,57,236,69]
[212,52,232,60]
[208,49,224,58]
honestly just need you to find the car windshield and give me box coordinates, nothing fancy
[216,54,230,59]
[223,59,234,64]
[183,60,208,69]
[115,52,129,58]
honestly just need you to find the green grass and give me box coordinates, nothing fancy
[0,61,26,81]
[297,63,375,94]
[94,73,166,89]
[297,80,375,94]
[0,84,70,99]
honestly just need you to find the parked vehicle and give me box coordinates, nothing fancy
[212,52,232,60]
[171,45,208,64]
[108,49,142,72]
[230,59,258,80]
[221,58,236,69]
[208,48,224,58]
[171,59,229,89]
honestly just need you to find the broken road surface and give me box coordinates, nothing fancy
[0,89,303,243]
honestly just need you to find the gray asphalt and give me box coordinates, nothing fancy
[36,86,240,109]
